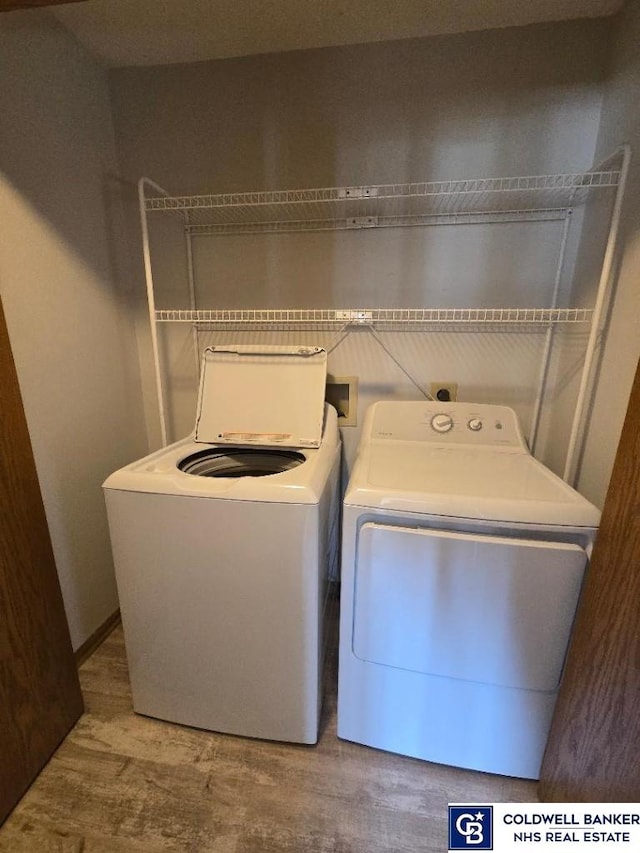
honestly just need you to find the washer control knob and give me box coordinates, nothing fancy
[431,413,454,433]
[468,418,483,432]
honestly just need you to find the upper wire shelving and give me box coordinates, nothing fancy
[139,146,630,480]
[144,170,620,235]
[154,307,594,329]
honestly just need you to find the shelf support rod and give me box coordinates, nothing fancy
[563,143,631,485]
[530,209,573,455]
[139,176,170,447]
[183,211,200,379]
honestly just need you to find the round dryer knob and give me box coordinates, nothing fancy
[430,413,454,433]
[468,418,483,431]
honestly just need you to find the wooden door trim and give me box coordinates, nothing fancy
[539,354,640,801]
[0,297,83,823]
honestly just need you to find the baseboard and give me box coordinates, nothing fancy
[74,610,121,666]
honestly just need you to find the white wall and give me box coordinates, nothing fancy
[0,11,147,648]
[111,20,609,189]
[110,19,611,474]
[576,0,640,506]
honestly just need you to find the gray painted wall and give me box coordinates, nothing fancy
[0,11,148,648]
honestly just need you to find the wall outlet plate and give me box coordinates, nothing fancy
[430,382,458,402]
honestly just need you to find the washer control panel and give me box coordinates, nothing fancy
[370,401,526,448]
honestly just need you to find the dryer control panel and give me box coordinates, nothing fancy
[368,401,527,448]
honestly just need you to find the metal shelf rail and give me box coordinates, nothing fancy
[139,145,630,482]
[144,171,620,233]
[154,307,594,326]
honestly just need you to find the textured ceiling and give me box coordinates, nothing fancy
[50,0,624,67]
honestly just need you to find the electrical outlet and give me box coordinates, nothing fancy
[430,382,458,402]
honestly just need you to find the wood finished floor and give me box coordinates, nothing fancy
[0,619,537,852]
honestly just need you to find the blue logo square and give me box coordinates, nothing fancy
[449,806,493,850]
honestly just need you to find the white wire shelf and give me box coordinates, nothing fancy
[139,144,630,472]
[185,209,569,236]
[144,171,619,232]
[154,308,594,327]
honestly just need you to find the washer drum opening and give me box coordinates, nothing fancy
[178,448,306,478]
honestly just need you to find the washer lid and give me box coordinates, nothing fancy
[194,345,327,448]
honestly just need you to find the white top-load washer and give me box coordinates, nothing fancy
[104,346,341,744]
[338,401,599,779]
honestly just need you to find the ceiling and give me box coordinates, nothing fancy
[48,0,625,68]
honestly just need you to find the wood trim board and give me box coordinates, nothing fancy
[75,610,121,667]
[0,297,84,824]
[539,355,640,801]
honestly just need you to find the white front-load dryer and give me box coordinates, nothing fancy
[104,346,341,744]
[337,401,600,778]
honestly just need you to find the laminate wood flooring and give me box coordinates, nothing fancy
[0,616,537,852]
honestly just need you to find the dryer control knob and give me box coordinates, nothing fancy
[431,413,454,433]
[468,418,483,431]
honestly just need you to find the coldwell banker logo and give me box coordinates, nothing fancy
[449,805,493,850]
[449,806,493,850]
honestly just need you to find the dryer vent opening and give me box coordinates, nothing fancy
[178,448,306,478]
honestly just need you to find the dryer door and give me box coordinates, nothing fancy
[353,523,587,692]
